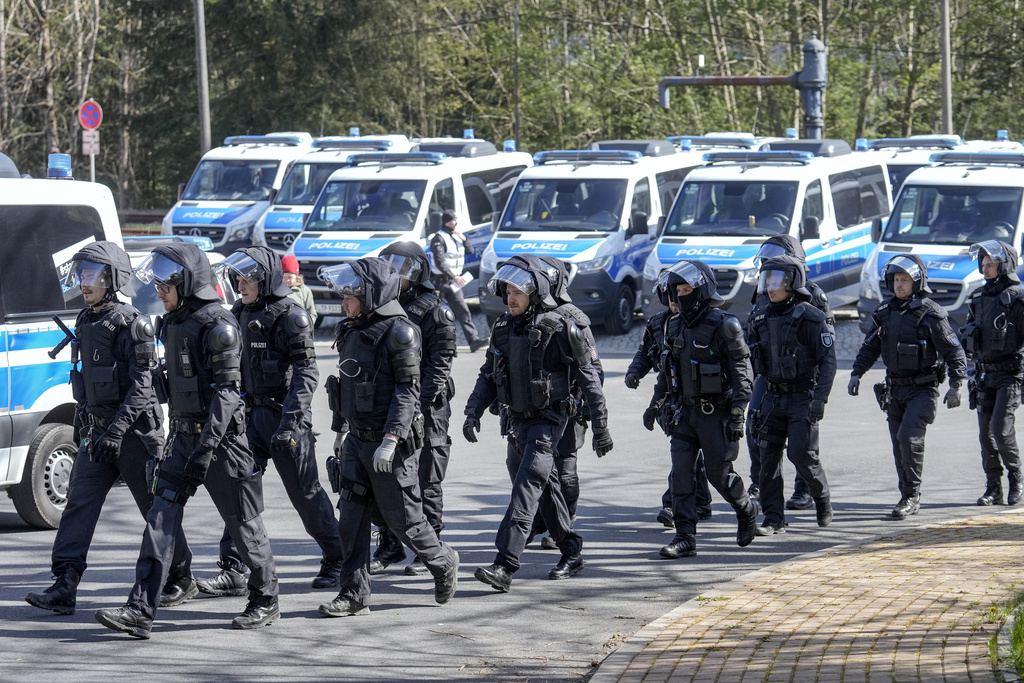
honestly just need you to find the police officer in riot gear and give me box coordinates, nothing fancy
[320,257,459,616]
[747,235,833,510]
[95,243,279,638]
[375,241,459,575]
[464,254,612,591]
[746,255,836,535]
[961,240,1024,506]
[26,242,191,616]
[632,274,713,525]
[849,254,967,519]
[189,246,342,596]
[650,260,758,558]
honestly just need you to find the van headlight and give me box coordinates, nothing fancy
[229,221,256,242]
[481,249,498,272]
[742,268,759,284]
[860,270,881,301]
[643,260,660,281]
[577,256,612,274]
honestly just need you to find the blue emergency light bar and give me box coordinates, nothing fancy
[865,136,964,151]
[313,138,394,151]
[929,151,1024,166]
[701,150,815,165]
[533,150,643,165]
[223,134,310,147]
[123,235,215,251]
[47,153,72,178]
[667,135,761,150]
[346,152,447,166]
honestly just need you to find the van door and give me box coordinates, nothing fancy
[800,179,834,285]
[825,165,890,299]
[623,177,655,275]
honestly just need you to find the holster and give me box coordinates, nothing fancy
[873,382,890,413]
[325,454,343,494]
[325,374,341,413]
[398,412,426,456]
[968,377,978,411]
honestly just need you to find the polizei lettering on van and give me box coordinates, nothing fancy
[308,241,363,251]
[674,247,736,258]
[510,242,568,251]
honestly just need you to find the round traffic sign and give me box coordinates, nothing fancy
[79,99,102,130]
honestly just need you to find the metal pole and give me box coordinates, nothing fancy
[940,0,953,134]
[194,0,212,154]
[513,3,520,150]
[90,153,95,183]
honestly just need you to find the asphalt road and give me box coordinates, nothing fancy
[0,308,993,682]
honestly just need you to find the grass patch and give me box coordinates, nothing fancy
[986,589,1024,675]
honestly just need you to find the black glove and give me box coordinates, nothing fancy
[808,399,825,424]
[463,416,480,443]
[943,384,961,409]
[92,431,123,463]
[592,427,613,457]
[727,413,745,442]
[848,375,860,396]
[624,372,640,390]
[270,428,296,456]
[183,447,215,484]
[642,406,658,431]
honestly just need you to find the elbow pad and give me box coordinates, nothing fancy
[567,322,595,367]
[131,315,158,368]
[721,316,749,358]
[208,321,242,387]
[285,309,316,364]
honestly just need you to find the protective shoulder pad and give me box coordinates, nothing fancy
[810,286,830,313]
[386,319,421,384]
[566,320,595,367]
[131,315,156,343]
[558,303,592,329]
[286,307,313,336]
[1001,285,1024,306]
[919,297,949,320]
[434,301,457,328]
[721,314,749,357]
[797,302,826,323]
[208,319,240,353]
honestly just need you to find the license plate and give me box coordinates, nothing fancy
[316,303,344,314]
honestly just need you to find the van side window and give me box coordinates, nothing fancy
[632,178,651,217]
[829,166,889,229]
[430,178,455,216]
[655,167,691,215]
[1,205,104,317]
[802,179,824,223]
[462,165,528,226]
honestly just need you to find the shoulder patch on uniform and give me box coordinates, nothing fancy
[821,332,834,348]
[946,332,960,346]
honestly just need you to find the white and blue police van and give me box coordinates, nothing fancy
[857,150,1024,333]
[477,140,710,334]
[161,132,314,254]
[251,131,416,255]
[0,153,124,529]
[291,136,533,324]
[643,139,892,318]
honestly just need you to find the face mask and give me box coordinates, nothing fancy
[675,288,702,314]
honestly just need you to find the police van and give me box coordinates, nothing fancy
[857,150,1024,332]
[291,137,532,323]
[0,154,124,528]
[161,132,314,254]
[477,140,710,334]
[642,139,892,318]
[251,132,416,255]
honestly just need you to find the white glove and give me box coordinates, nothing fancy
[372,438,398,473]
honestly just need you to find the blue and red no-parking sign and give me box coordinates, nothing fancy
[78,99,103,130]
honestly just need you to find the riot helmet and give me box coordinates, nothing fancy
[538,255,571,304]
[134,243,220,304]
[217,246,291,300]
[487,254,557,309]
[61,240,137,299]
[757,254,810,303]
[969,239,1021,283]
[881,253,931,296]
[753,234,807,269]
[663,259,723,314]
[380,240,433,295]
[321,256,404,318]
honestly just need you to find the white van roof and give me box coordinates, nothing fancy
[900,152,1024,188]
[199,132,314,162]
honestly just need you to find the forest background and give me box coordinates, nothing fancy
[1,0,1017,210]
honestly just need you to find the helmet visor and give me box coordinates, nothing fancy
[320,263,364,297]
[753,242,790,268]
[489,263,536,296]
[665,260,707,289]
[757,268,795,295]
[134,252,185,287]
[61,259,111,290]
[883,255,923,281]
[216,252,265,284]
[381,253,423,286]
[969,240,1010,264]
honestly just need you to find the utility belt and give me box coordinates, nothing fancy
[505,397,577,423]
[976,357,1024,375]
[351,427,386,442]
[81,412,112,429]
[245,393,285,411]
[170,418,207,435]
[765,379,815,395]
[886,373,939,387]
[676,395,726,413]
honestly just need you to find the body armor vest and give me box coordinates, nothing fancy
[335,316,406,427]
[967,285,1024,362]
[162,304,231,419]
[490,310,572,415]
[239,298,293,399]
[875,298,939,375]
[749,303,819,382]
[73,302,138,415]
[667,309,728,399]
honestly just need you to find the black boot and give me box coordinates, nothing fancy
[548,554,584,578]
[1008,470,1023,506]
[231,595,280,630]
[977,479,1003,506]
[660,534,697,558]
[160,575,198,607]
[311,559,344,589]
[318,595,369,618]
[892,493,921,519]
[474,563,513,592]
[369,528,406,574]
[785,491,814,510]
[196,561,248,597]
[737,500,759,547]
[25,568,80,615]
[94,604,152,639]
[434,551,459,604]
[815,496,833,527]
[656,507,674,527]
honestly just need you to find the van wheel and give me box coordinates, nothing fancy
[604,284,635,335]
[10,423,76,529]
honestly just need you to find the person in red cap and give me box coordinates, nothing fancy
[281,255,317,326]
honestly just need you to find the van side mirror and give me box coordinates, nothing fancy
[657,215,666,236]
[870,217,882,243]
[267,187,277,203]
[492,213,500,230]
[301,213,310,231]
[800,215,820,241]
[627,211,649,238]
[177,183,185,201]
[428,211,443,234]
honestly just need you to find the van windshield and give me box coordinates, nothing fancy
[883,184,1022,245]
[664,180,798,236]
[181,160,280,202]
[305,179,427,232]
[275,162,350,206]
[500,178,627,232]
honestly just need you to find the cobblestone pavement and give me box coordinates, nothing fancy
[593,510,1024,683]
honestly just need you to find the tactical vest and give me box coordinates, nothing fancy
[966,285,1024,362]
[667,308,728,399]
[490,310,572,415]
[429,230,464,278]
[335,316,405,423]
[238,298,294,399]
[874,298,939,374]
[163,304,232,419]
[749,303,819,383]
[73,302,138,415]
